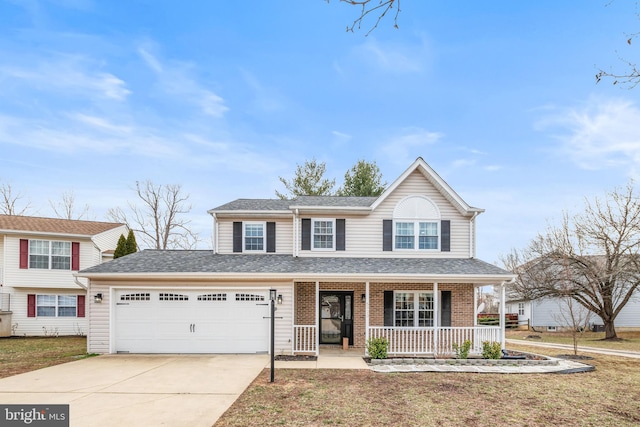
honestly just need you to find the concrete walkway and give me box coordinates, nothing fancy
[0,354,268,427]
[506,339,640,359]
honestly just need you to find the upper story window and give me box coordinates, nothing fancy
[312,219,335,250]
[29,240,71,270]
[244,222,265,252]
[393,196,441,251]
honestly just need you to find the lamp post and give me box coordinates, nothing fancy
[269,289,276,383]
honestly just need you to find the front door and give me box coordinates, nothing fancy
[319,291,354,345]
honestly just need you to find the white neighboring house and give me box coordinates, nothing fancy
[0,215,127,336]
[505,295,640,332]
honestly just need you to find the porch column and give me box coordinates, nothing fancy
[315,280,320,356]
[291,280,295,355]
[473,285,478,326]
[433,282,438,354]
[499,281,506,350]
[365,281,370,356]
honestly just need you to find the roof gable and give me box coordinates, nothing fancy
[371,157,483,216]
[0,215,126,237]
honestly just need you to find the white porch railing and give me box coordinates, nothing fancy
[293,325,317,353]
[368,326,501,355]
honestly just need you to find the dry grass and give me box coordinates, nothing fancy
[216,345,640,427]
[0,336,88,379]
[506,329,640,352]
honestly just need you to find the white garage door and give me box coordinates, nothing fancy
[114,289,270,353]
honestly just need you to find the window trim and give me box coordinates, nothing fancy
[35,294,78,317]
[518,302,525,316]
[243,221,266,253]
[28,240,72,270]
[393,291,436,327]
[311,218,336,251]
[393,220,440,251]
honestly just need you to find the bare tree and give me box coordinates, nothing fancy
[329,0,401,35]
[0,180,32,215]
[596,2,640,88]
[511,182,640,340]
[107,181,199,250]
[49,190,90,220]
[552,292,593,356]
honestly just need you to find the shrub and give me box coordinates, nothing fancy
[482,341,502,359]
[452,340,472,359]
[366,337,389,359]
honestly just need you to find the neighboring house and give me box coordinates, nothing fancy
[78,158,515,356]
[505,296,640,332]
[0,215,127,336]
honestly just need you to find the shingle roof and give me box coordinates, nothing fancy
[210,196,377,212]
[80,250,512,279]
[0,215,125,236]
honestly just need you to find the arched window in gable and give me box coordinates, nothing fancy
[393,196,441,250]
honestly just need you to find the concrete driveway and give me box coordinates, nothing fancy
[0,354,268,427]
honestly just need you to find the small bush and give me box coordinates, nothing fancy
[452,340,472,359]
[482,341,502,359]
[366,337,389,359]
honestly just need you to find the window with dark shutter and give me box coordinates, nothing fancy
[71,242,80,271]
[20,239,29,269]
[27,294,36,317]
[266,222,276,253]
[336,219,345,251]
[301,218,311,250]
[440,290,451,326]
[77,295,86,317]
[382,220,393,251]
[441,220,451,252]
[383,291,394,326]
[233,222,243,253]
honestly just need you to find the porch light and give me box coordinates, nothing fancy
[361,294,366,303]
[277,294,283,305]
[270,289,277,301]
[94,293,103,303]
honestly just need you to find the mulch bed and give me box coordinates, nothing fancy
[275,355,317,361]
[556,354,595,360]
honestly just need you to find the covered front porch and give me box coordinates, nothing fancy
[292,280,510,357]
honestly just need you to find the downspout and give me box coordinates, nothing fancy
[211,213,218,254]
[294,209,299,257]
[469,211,479,258]
[73,274,87,290]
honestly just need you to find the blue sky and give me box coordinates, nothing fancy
[1,0,639,264]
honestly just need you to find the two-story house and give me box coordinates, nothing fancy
[78,158,515,355]
[0,215,127,337]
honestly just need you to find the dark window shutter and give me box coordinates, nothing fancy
[71,242,80,271]
[336,219,345,251]
[301,219,311,251]
[384,291,394,326]
[27,294,36,317]
[266,222,276,253]
[77,295,86,318]
[20,239,29,269]
[441,291,451,327]
[441,220,451,252]
[383,220,393,251]
[233,222,243,253]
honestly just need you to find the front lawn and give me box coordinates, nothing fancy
[215,344,640,427]
[506,329,640,352]
[0,336,88,379]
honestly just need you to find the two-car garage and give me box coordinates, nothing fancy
[113,289,271,354]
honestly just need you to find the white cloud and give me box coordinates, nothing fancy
[537,98,640,172]
[355,39,426,73]
[0,54,130,100]
[379,127,443,166]
[137,46,228,118]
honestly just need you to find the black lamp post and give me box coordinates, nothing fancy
[269,289,276,383]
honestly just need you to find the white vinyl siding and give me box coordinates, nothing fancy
[8,288,88,336]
